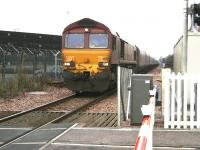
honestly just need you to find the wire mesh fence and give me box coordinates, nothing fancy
[0,44,63,82]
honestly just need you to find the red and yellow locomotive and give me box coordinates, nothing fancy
[61,18,157,92]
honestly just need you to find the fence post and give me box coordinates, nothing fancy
[171,73,176,128]
[162,68,171,115]
[2,52,6,80]
[127,72,132,120]
[117,65,121,127]
[183,74,188,128]
[44,50,47,74]
[177,72,182,128]
[54,51,60,80]
[33,52,37,75]
[197,76,200,128]
[19,50,24,74]
[164,72,170,128]
[190,75,195,129]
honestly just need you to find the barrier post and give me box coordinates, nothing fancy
[134,89,156,150]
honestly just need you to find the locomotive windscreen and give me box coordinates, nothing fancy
[65,34,84,48]
[89,34,108,48]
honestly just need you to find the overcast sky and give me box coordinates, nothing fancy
[0,0,198,59]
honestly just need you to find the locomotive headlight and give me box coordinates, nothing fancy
[64,61,75,67]
[64,62,71,66]
[84,28,89,32]
[98,62,109,67]
[102,62,109,66]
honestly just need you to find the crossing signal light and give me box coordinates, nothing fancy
[194,16,200,26]
[192,4,200,26]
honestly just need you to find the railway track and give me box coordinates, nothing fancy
[47,80,65,87]
[62,112,117,127]
[51,89,116,123]
[0,93,77,123]
[0,89,116,148]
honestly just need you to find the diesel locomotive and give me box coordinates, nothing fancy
[62,18,157,92]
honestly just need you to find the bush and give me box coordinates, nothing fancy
[0,74,47,99]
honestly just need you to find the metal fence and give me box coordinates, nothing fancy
[117,66,132,126]
[164,72,200,129]
[0,44,63,82]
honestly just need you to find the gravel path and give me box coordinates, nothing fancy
[0,87,73,111]
[45,97,94,112]
[86,94,117,113]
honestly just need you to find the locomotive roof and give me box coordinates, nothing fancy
[62,18,137,47]
[63,18,111,34]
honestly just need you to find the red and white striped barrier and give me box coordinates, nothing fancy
[134,89,156,150]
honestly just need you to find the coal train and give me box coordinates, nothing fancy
[62,18,157,92]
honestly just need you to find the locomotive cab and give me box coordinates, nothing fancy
[62,18,114,92]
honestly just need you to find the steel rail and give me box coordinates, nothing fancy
[0,113,75,149]
[0,93,77,123]
[54,89,116,123]
[0,89,116,149]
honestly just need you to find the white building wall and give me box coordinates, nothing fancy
[187,33,200,74]
[174,32,200,74]
[174,37,183,73]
